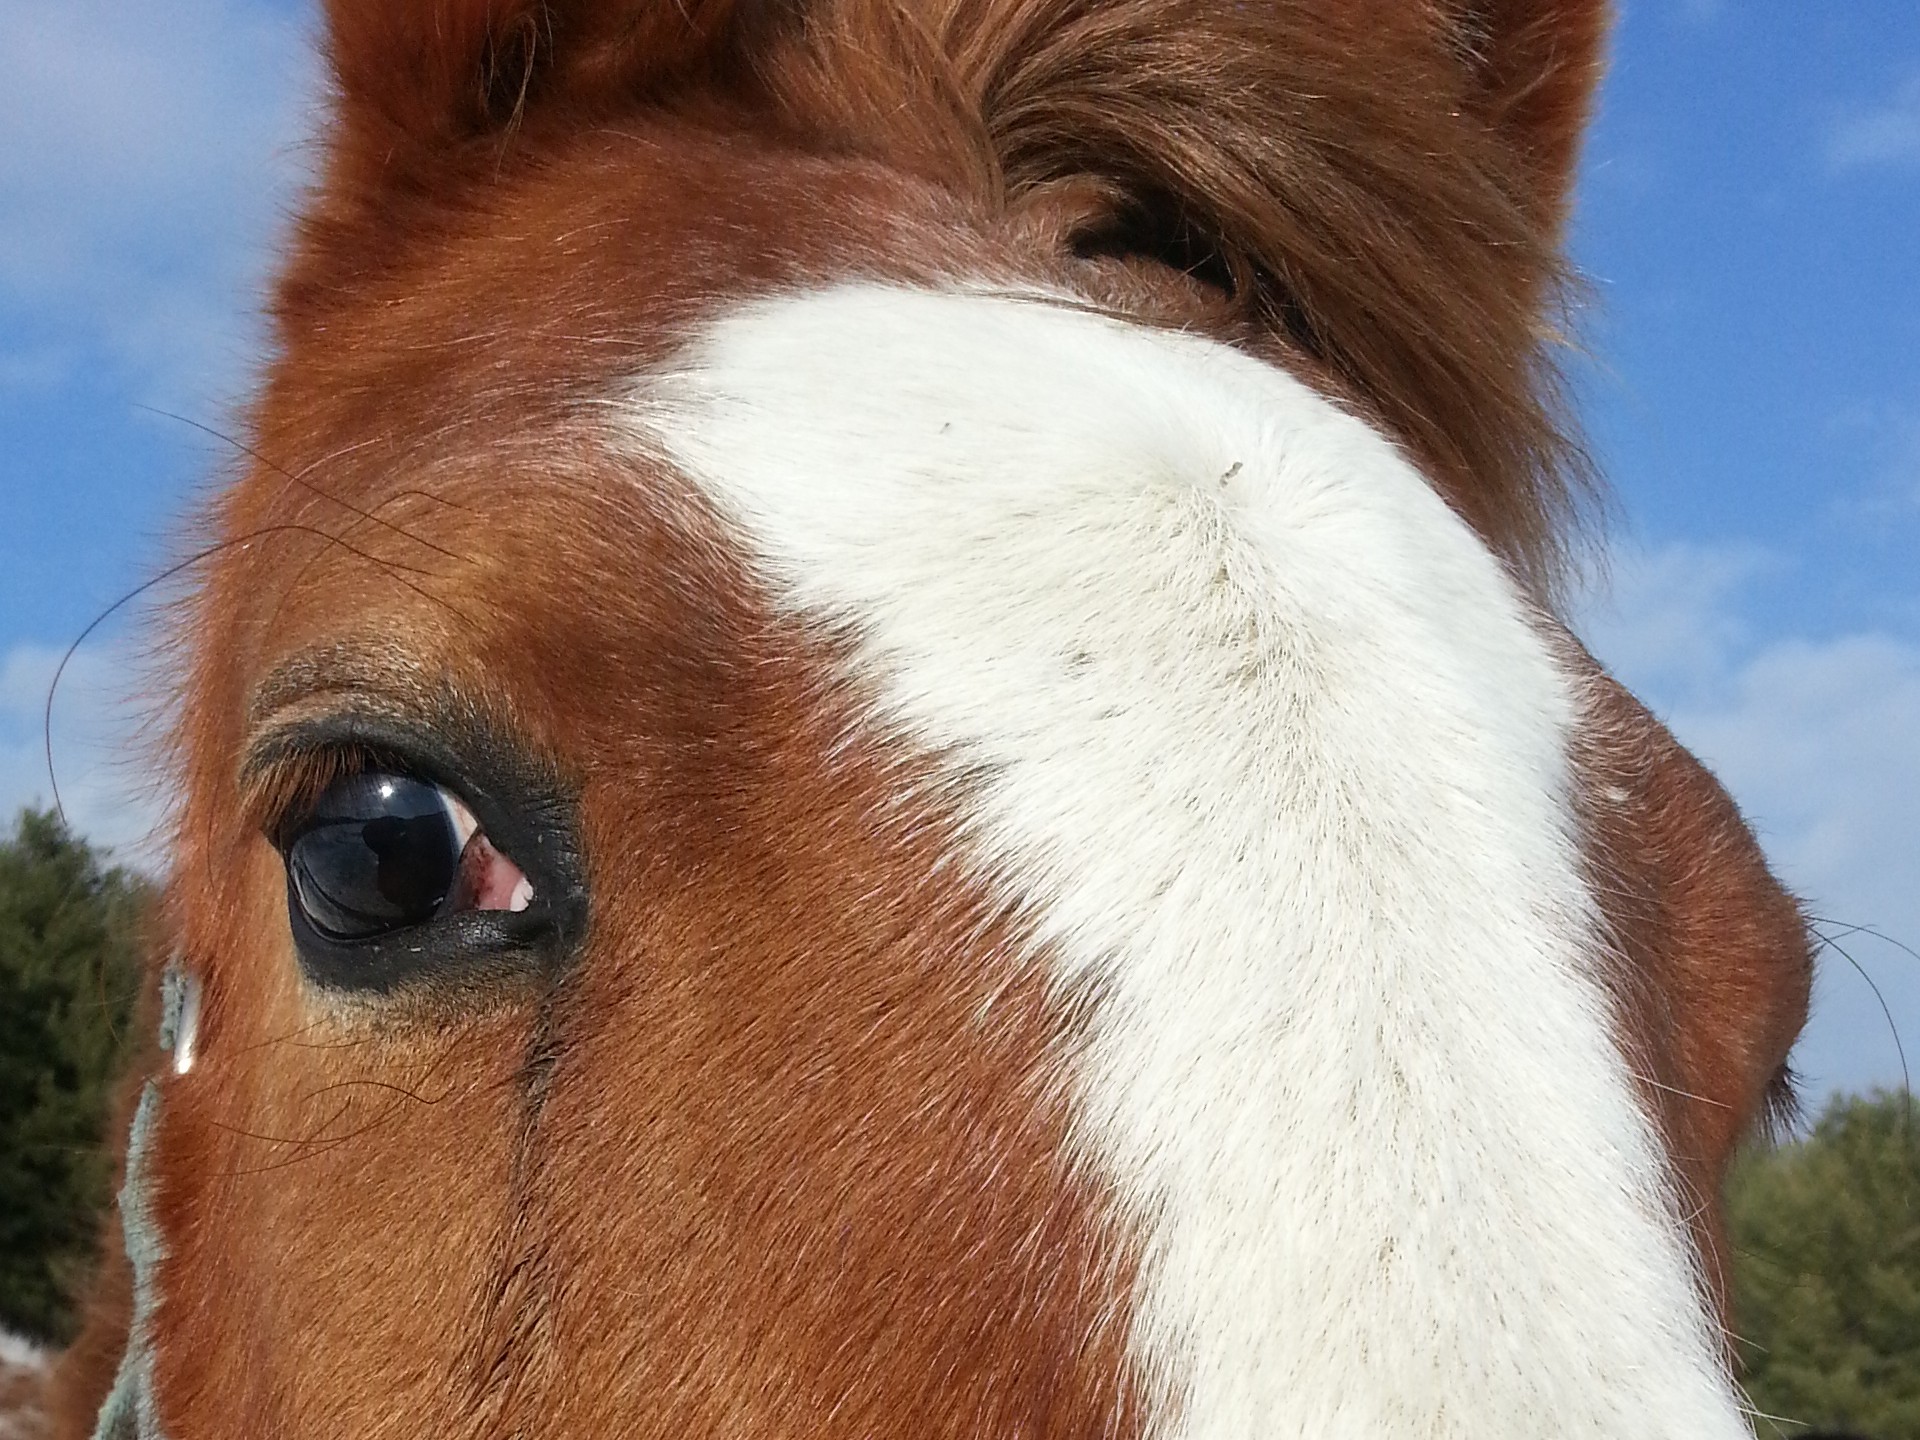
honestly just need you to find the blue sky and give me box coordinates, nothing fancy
[3,0,1916,1101]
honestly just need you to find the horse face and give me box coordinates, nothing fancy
[58,2,1811,1436]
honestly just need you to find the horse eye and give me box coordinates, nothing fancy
[281,771,533,942]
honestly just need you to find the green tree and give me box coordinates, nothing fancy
[1733,1089,1920,1438]
[0,808,150,1344]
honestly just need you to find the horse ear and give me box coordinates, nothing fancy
[321,0,739,188]
[1448,0,1612,230]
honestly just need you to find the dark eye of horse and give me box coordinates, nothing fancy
[283,771,530,941]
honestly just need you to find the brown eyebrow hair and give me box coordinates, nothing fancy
[245,640,445,733]
[239,644,571,837]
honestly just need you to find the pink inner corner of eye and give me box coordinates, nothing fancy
[459,832,535,913]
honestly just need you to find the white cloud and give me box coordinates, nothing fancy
[1577,540,1774,693]
[0,641,171,867]
[1828,73,1920,172]
[1579,544,1920,1100]
[0,0,321,411]
[1826,399,1920,524]
[1882,412,1920,514]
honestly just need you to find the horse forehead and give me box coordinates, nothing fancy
[629,282,1557,727]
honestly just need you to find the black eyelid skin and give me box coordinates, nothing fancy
[251,707,589,997]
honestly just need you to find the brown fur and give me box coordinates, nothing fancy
[1569,651,1813,1340]
[52,0,1813,1431]
[1,1356,49,1440]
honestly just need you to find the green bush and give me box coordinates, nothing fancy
[1733,1090,1920,1439]
[0,809,149,1344]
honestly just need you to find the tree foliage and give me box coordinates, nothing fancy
[0,808,149,1345]
[1733,1089,1920,1439]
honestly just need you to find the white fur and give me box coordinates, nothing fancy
[623,285,1751,1438]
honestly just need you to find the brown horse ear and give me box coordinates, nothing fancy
[1447,0,1613,230]
[321,0,740,189]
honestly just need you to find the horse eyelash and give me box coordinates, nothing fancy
[240,742,382,843]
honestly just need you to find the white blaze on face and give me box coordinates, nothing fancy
[625,285,1750,1438]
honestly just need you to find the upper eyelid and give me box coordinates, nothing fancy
[241,706,452,839]
[240,696,572,851]
[240,642,442,781]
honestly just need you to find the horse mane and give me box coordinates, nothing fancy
[306,0,1603,596]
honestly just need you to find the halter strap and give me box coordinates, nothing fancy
[92,963,195,1440]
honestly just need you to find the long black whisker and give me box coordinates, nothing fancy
[133,405,472,562]
[44,525,473,825]
[268,479,472,639]
[1808,924,1915,1151]
[1809,916,1920,970]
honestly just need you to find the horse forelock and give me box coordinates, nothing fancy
[292,0,1593,594]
